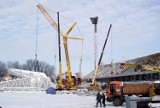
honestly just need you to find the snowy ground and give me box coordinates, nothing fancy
[0,92,125,108]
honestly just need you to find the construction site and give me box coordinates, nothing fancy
[0,1,160,108]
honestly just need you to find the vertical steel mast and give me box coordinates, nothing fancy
[90,17,98,69]
[57,12,63,88]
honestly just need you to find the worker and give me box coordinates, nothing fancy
[102,92,106,107]
[95,91,102,107]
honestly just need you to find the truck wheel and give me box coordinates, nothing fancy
[113,97,123,106]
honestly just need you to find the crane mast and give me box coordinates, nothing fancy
[57,12,63,88]
[37,4,80,88]
[63,38,72,84]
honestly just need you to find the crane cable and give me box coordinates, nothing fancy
[111,26,113,66]
[75,24,84,74]
[110,26,114,74]
[73,40,76,72]
[54,30,58,67]
[79,39,83,75]
[34,8,39,72]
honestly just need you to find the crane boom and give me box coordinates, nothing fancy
[37,4,64,37]
[37,4,82,88]
[120,63,160,72]
[92,24,112,85]
[142,65,160,72]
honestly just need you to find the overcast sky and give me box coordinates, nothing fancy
[0,0,160,76]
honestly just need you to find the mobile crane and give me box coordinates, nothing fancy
[90,24,112,90]
[37,4,83,90]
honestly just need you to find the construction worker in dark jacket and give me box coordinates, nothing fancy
[96,91,102,107]
[102,93,106,107]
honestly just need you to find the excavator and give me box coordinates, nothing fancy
[37,4,83,90]
[120,63,160,72]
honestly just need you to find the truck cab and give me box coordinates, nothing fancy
[151,81,160,96]
[106,81,124,106]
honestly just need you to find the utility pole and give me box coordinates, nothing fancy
[90,17,98,69]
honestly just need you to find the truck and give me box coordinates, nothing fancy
[106,81,160,106]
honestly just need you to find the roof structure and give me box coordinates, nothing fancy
[84,53,160,80]
[0,68,55,91]
[7,68,47,78]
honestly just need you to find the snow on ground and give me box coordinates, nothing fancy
[0,92,125,108]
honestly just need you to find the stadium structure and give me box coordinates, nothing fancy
[0,68,56,91]
[83,53,160,89]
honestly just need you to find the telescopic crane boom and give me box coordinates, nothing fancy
[37,4,83,89]
[120,63,160,72]
[92,24,112,86]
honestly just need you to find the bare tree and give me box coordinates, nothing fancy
[36,61,55,77]
[0,59,56,81]
[7,61,22,69]
[0,61,7,81]
[24,59,33,71]
[22,59,56,77]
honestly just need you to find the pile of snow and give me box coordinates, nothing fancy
[0,68,56,92]
[8,68,47,78]
[148,102,160,108]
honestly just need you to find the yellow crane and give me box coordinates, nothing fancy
[120,63,160,72]
[37,4,83,89]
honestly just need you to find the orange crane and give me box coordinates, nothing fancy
[37,4,83,89]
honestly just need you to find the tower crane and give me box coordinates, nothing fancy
[37,4,83,89]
